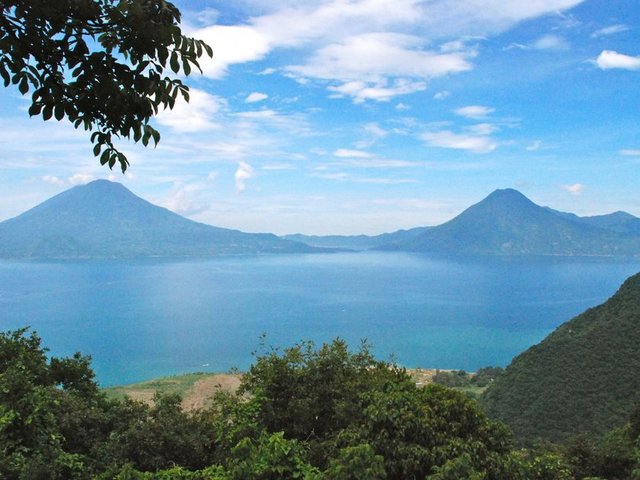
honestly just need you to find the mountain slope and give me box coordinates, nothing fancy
[0,180,314,258]
[378,189,640,255]
[578,211,640,236]
[480,272,640,443]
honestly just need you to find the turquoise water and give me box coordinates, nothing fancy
[1,252,639,386]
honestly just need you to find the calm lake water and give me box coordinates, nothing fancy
[1,252,639,386]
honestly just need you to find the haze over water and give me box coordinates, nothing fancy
[1,252,639,386]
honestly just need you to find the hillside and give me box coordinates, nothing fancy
[0,180,315,258]
[283,227,429,251]
[377,188,640,255]
[480,271,640,443]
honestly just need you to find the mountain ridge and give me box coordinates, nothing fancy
[0,180,315,258]
[374,189,640,255]
[3,182,640,258]
[480,271,640,442]
[288,189,640,255]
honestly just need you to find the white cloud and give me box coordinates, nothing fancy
[245,92,269,103]
[328,79,427,103]
[364,122,389,138]
[334,149,373,158]
[42,173,95,186]
[455,105,495,119]
[596,50,640,70]
[42,175,65,186]
[68,173,96,185]
[235,161,256,192]
[160,187,210,216]
[289,33,472,83]
[562,183,584,195]
[194,8,220,26]
[591,24,629,38]
[194,25,271,78]
[467,123,497,135]
[313,172,416,184]
[156,88,224,132]
[421,130,497,153]
[434,90,451,100]
[533,34,568,50]
[526,140,542,151]
[620,149,640,156]
[190,0,584,102]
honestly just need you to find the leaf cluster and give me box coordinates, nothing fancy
[0,0,212,171]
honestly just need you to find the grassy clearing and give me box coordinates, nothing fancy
[104,372,242,410]
[103,368,475,411]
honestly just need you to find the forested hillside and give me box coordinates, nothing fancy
[481,271,640,443]
[0,330,601,480]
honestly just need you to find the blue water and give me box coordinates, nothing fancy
[1,252,639,386]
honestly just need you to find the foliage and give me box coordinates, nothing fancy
[8,328,640,479]
[0,0,212,171]
[481,272,640,443]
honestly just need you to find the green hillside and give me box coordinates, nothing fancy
[481,271,640,443]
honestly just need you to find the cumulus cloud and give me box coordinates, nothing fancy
[455,105,495,119]
[193,25,271,78]
[156,88,224,132]
[235,161,256,192]
[288,32,472,83]
[434,90,451,100]
[68,173,96,185]
[245,92,269,103]
[421,130,497,153]
[42,173,95,186]
[161,187,210,217]
[562,183,584,195]
[190,0,584,102]
[596,50,640,70]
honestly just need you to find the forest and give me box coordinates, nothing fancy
[2,329,640,480]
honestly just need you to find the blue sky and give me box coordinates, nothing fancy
[1,0,639,235]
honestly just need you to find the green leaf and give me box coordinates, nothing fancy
[28,104,42,117]
[100,149,110,165]
[42,105,53,121]
[0,65,9,87]
[170,52,180,73]
[54,104,64,121]
[18,76,28,94]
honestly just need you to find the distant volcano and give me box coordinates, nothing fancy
[375,188,640,255]
[0,180,314,258]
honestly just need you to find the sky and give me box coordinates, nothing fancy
[1,0,640,235]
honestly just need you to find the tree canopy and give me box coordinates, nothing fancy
[1,329,600,479]
[0,0,212,171]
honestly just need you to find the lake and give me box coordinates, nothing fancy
[1,252,639,386]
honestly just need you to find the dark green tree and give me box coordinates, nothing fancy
[0,0,212,171]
